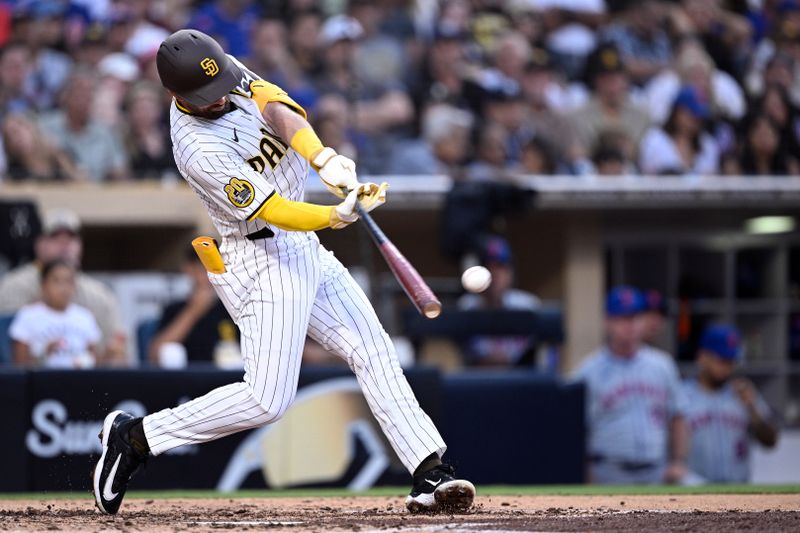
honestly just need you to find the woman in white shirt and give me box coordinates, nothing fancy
[10,260,101,368]
[638,86,720,176]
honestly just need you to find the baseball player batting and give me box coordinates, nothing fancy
[92,30,475,514]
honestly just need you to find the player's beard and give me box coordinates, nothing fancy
[195,98,232,119]
[703,373,730,390]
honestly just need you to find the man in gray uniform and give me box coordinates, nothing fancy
[683,324,778,483]
[573,286,689,484]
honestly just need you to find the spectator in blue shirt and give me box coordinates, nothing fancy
[188,0,261,57]
[603,0,672,85]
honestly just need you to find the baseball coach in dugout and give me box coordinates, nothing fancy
[92,29,475,515]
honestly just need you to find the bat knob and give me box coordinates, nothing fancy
[422,301,442,319]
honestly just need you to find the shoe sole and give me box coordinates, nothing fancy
[405,491,436,514]
[92,410,125,515]
[405,480,476,514]
[434,479,475,512]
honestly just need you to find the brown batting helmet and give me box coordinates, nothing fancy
[156,29,242,107]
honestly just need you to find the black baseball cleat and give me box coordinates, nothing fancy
[92,410,148,515]
[405,463,475,513]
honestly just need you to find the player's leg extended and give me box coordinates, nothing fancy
[143,249,318,453]
[307,248,474,512]
[309,249,444,470]
[94,243,320,514]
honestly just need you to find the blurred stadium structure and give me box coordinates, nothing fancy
[2,0,800,487]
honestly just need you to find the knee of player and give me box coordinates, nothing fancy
[266,401,291,423]
[350,342,396,373]
[246,386,291,423]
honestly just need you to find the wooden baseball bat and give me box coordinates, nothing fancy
[354,202,442,319]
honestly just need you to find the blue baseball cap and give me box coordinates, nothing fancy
[479,236,513,266]
[700,324,742,361]
[606,286,646,317]
[673,86,710,120]
[19,0,67,19]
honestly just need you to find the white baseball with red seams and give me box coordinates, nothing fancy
[461,266,492,293]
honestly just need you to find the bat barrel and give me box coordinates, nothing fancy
[349,189,441,319]
[378,240,441,320]
[422,301,442,319]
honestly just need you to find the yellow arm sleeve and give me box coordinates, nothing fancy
[249,80,307,119]
[252,193,335,232]
[290,127,325,163]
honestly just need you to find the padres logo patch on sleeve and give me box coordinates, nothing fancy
[224,178,255,208]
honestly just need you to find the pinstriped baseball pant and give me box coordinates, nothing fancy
[142,238,446,474]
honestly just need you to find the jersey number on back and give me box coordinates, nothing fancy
[247,128,289,174]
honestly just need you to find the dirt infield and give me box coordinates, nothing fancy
[1,494,798,532]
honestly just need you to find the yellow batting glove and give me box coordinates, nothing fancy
[329,189,360,229]
[327,184,387,229]
[356,182,389,213]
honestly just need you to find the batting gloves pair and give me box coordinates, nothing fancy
[330,182,389,229]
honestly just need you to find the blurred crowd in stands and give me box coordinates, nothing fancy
[2,0,800,183]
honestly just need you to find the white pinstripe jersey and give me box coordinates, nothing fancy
[169,56,314,246]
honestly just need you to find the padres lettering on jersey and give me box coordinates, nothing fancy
[247,129,289,173]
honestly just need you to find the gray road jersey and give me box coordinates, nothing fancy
[683,379,771,482]
[573,345,688,463]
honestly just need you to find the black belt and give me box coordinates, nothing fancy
[245,227,275,241]
[590,455,659,472]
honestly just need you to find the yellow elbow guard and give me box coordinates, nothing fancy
[249,80,307,119]
[290,127,325,163]
[255,193,335,232]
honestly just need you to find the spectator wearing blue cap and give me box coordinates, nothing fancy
[682,325,778,483]
[645,41,746,127]
[457,235,541,366]
[639,85,720,175]
[572,286,689,484]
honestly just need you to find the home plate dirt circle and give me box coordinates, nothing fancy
[0,494,798,532]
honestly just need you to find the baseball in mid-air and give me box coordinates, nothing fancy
[461,266,492,293]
